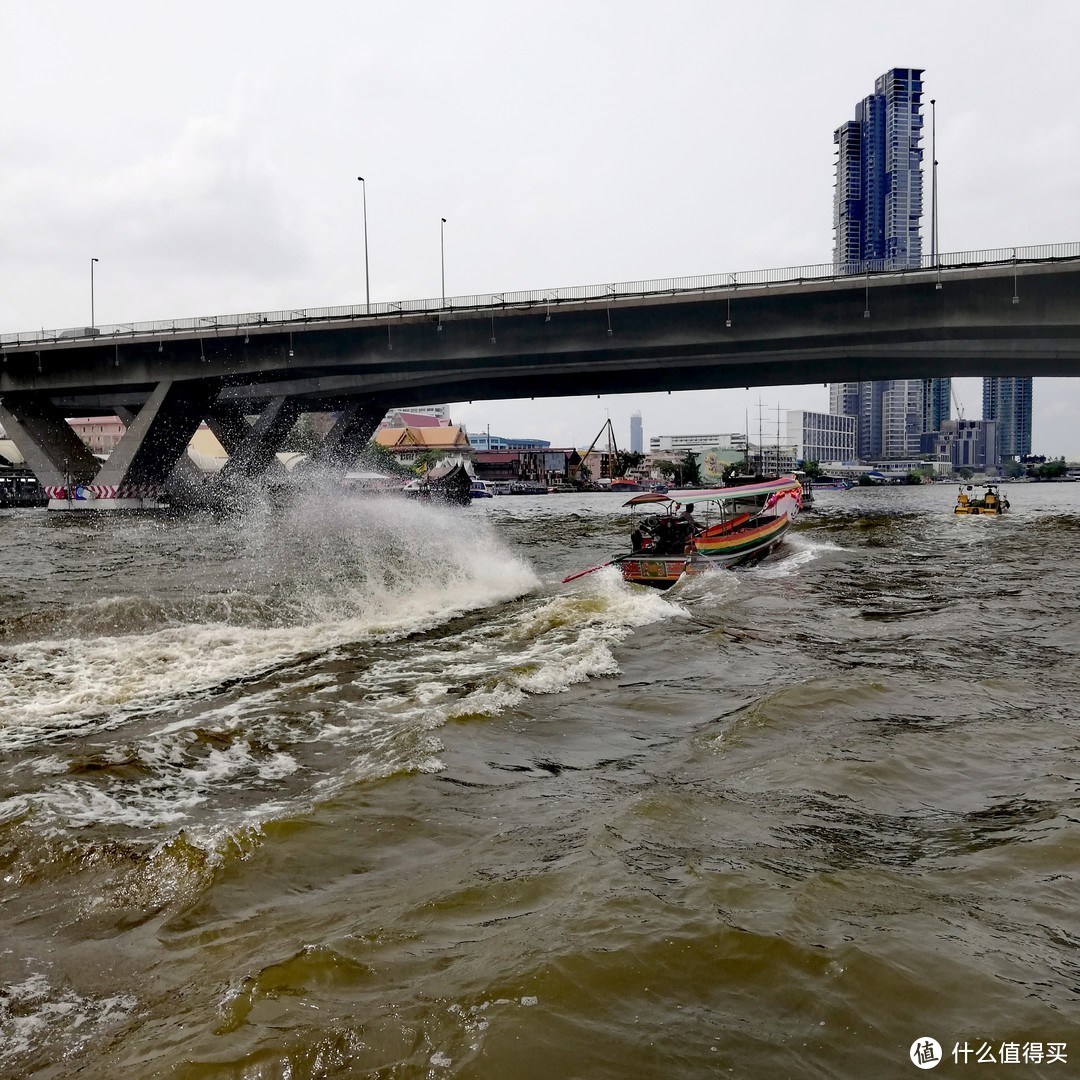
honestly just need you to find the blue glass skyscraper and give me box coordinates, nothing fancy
[830,69,946,461]
[834,68,925,269]
[982,378,1032,462]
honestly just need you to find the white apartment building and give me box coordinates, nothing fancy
[786,410,857,464]
[384,404,450,423]
[881,381,926,459]
[649,432,747,455]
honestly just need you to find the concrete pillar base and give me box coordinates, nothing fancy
[47,493,164,510]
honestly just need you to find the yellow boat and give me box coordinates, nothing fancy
[955,483,1010,515]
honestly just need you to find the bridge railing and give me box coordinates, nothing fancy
[4,241,1080,347]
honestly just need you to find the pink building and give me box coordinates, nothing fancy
[67,416,126,453]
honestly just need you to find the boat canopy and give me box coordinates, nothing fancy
[623,476,801,509]
[666,476,802,503]
[621,492,672,507]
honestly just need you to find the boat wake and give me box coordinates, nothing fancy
[749,532,844,577]
[0,495,537,747]
[0,495,686,851]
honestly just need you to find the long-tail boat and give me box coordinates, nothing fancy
[563,476,803,590]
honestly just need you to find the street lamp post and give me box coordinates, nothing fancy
[90,257,99,329]
[356,176,370,311]
[930,98,938,263]
[440,217,446,307]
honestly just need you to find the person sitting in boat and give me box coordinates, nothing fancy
[653,516,682,554]
[678,503,701,534]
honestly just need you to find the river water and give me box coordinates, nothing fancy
[1,482,1079,1079]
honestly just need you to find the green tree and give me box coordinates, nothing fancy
[800,459,824,479]
[654,459,677,482]
[615,450,646,475]
[414,449,446,474]
[281,413,320,455]
[360,442,412,476]
[680,449,702,486]
[1036,460,1067,479]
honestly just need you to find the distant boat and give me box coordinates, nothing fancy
[470,479,495,499]
[343,470,407,494]
[608,477,643,492]
[403,462,472,506]
[955,483,1010,515]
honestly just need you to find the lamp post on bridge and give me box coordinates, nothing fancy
[930,98,938,264]
[440,217,446,307]
[357,176,370,311]
[90,257,99,329]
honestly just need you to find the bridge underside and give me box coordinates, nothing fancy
[0,383,391,509]
[2,258,1080,506]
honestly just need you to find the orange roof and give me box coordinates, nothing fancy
[374,425,470,450]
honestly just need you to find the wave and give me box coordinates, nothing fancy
[0,507,685,848]
[0,496,539,746]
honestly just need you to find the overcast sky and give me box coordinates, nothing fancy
[3,1,1079,456]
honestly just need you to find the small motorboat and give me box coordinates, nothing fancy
[470,479,495,499]
[954,483,1009,515]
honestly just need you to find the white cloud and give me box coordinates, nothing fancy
[1,0,1079,455]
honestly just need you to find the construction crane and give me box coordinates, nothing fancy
[571,418,621,481]
[952,386,965,420]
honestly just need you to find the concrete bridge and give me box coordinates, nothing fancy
[2,242,1079,507]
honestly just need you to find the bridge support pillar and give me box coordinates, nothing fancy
[112,404,211,504]
[204,402,254,457]
[308,396,389,469]
[219,396,302,480]
[0,391,103,498]
[69,378,222,509]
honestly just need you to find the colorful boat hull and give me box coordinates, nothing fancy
[616,512,792,589]
[559,476,801,591]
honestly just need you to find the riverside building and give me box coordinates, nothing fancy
[982,377,1032,462]
[649,432,747,456]
[829,379,950,460]
[927,418,999,473]
[786,410,857,464]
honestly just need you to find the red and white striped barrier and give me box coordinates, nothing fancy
[45,484,161,502]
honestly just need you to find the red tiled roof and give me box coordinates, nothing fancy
[394,412,442,427]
